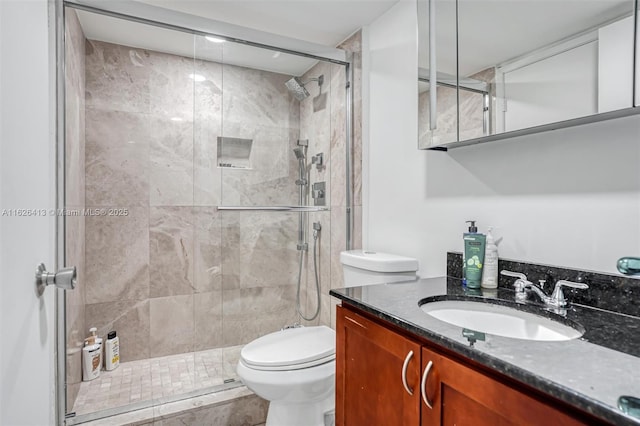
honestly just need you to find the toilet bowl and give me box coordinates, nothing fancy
[236,326,336,426]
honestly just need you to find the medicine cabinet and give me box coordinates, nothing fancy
[418,0,640,150]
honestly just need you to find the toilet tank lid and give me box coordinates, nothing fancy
[340,250,419,273]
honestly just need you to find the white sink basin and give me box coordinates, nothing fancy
[420,300,583,341]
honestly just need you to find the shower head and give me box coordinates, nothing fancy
[286,77,310,101]
[285,75,324,101]
[293,146,306,160]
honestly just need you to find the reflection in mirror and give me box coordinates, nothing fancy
[418,0,459,147]
[419,0,637,148]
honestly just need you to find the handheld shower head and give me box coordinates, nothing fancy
[293,146,306,160]
[285,75,324,101]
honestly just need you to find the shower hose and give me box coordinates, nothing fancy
[296,225,321,321]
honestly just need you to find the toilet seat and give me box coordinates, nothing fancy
[240,326,335,371]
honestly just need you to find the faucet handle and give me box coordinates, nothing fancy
[500,270,528,281]
[500,270,531,293]
[551,280,589,307]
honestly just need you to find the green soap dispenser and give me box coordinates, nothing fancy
[463,221,486,289]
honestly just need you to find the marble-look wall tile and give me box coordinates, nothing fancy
[222,286,297,346]
[221,212,298,290]
[148,51,194,120]
[194,291,223,351]
[66,213,85,332]
[85,109,150,207]
[85,40,151,114]
[149,117,194,206]
[150,295,195,357]
[194,207,222,293]
[149,207,194,297]
[330,207,347,292]
[218,123,298,206]
[85,299,151,362]
[353,205,363,250]
[222,64,299,129]
[193,58,223,206]
[85,207,149,304]
[330,63,347,208]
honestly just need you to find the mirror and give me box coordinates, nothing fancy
[419,0,638,149]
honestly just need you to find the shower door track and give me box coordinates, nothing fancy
[63,0,349,66]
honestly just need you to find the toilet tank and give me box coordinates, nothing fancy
[340,250,419,287]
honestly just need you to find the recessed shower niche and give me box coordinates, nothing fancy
[61,3,359,423]
[217,137,253,169]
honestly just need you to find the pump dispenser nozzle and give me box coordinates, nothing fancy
[466,221,478,233]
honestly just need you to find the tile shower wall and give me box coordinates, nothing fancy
[65,8,86,409]
[83,39,302,362]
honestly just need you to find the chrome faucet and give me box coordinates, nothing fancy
[500,270,589,309]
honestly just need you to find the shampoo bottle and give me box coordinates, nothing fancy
[462,221,477,283]
[463,221,486,289]
[105,331,120,371]
[481,227,499,289]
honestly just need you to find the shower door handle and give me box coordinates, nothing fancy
[35,263,76,295]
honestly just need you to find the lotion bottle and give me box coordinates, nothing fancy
[82,336,101,381]
[89,327,102,348]
[481,227,499,289]
[105,331,120,371]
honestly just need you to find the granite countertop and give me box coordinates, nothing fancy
[330,277,640,425]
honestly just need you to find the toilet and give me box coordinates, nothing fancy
[236,250,419,426]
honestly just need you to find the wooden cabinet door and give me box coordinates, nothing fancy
[336,305,421,426]
[420,347,587,426]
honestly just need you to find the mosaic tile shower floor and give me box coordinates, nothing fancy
[73,345,243,415]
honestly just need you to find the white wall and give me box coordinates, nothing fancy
[0,1,57,425]
[364,0,640,278]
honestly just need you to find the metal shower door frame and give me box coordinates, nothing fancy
[53,2,355,423]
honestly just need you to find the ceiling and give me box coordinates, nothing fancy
[75,0,400,76]
[136,0,400,47]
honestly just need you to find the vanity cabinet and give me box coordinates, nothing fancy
[336,304,603,426]
[335,305,421,425]
[420,346,583,426]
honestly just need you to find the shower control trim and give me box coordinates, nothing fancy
[312,153,324,170]
[312,182,326,206]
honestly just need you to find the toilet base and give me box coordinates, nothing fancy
[265,393,334,426]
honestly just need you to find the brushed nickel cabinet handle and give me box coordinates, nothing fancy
[421,360,434,409]
[401,350,414,395]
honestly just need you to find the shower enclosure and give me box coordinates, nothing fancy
[59,2,355,423]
